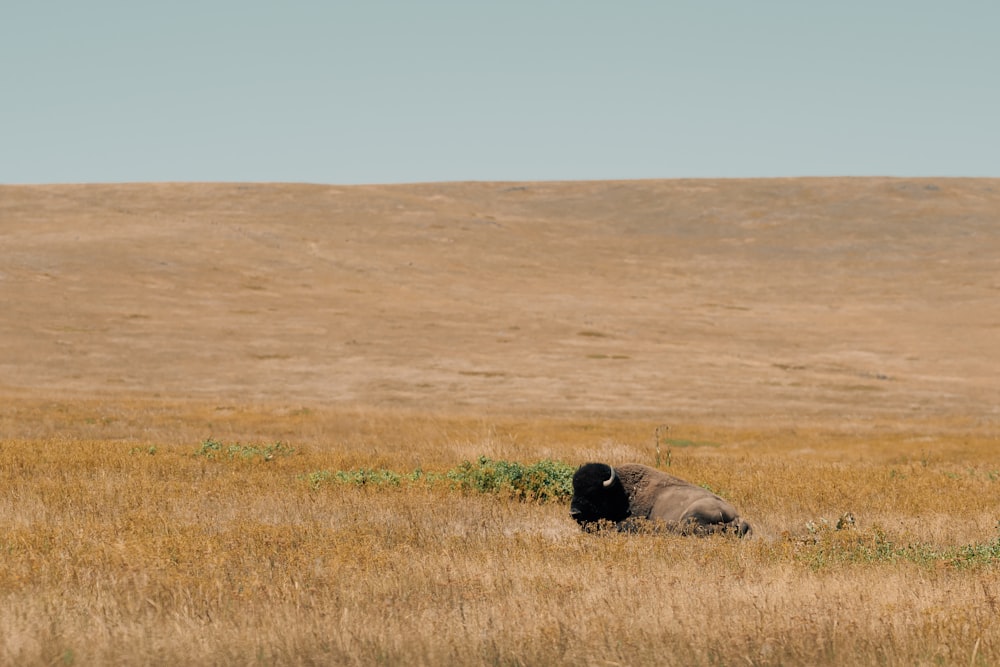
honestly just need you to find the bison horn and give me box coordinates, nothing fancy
[602,466,617,487]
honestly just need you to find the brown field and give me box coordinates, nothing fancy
[2,179,999,665]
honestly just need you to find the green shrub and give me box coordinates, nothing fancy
[445,456,574,502]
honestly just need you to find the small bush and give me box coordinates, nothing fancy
[445,456,574,502]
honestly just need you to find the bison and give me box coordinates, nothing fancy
[569,462,751,537]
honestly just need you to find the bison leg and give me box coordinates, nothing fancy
[680,497,736,525]
[677,498,750,537]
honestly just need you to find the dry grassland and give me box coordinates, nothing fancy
[2,403,1000,666]
[2,180,999,665]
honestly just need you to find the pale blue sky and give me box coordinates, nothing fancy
[2,1,998,184]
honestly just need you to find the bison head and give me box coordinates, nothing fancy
[569,462,631,528]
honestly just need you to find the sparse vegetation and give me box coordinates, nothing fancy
[303,456,574,501]
[791,519,1000,570]
[443,456,574,501]
[195,437,295,461]
[303,466,406,489]
[2,403,1000,665]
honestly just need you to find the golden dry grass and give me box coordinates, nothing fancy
[2,402,999,666]
[3,180,999,424]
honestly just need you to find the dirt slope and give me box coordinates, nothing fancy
[2,178,998,426]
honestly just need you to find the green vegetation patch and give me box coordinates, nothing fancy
[791,521,1000,570]
[195,438,295,462]
[303,467,407,489]
[445,456,575,501]
[303,456,575,502]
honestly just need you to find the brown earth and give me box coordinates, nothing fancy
[2,178,998,430]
